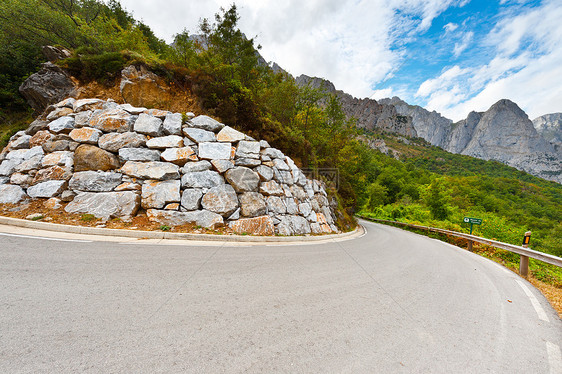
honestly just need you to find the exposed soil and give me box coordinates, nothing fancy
[0,199,236,236]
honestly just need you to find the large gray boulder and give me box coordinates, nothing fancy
[180,188,203,211]
[198,142,232,160]
[236,141,260,158]
[224,167,259,192]
[163,113,183,135]
[121,161,180,180]
[5,146,44,162]
[27,180,66,198]
[189,115,225,132]
[181,170,224,189]
[201,185,239,217]
[239,192,267,217]
[147,209,223,229]
[267,196,286,214]
[161,147,197,165]
[134,113,163,136]
[184,128,216,143]
[0,159,19,176]
[14,155,43,173]
[65,191,140,219]
[48,116,75,134]
[98,132,147,152]
[146,135,183,149]
[19,62,77,112]
[276,215,311,235]
[69,171,122,192]
[182,160,212,173]
[141,180,181,209]
[0,184,27,204]
[217,126,245,142]
[118,148,161,162]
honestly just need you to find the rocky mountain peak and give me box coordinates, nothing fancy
[487,99,529,120]
[295,74,336,93]
[532,113,562,151]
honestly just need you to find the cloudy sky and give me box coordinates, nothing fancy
[119,0,562,121]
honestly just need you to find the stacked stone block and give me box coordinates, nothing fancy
[0,98,338,235]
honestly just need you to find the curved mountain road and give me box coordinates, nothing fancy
[0,220,560,373]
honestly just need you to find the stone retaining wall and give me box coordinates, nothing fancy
[0,98,338,235]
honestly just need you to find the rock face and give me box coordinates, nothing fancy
[379,97,452,147]
[19,62,77,112]
[298,74,561,183]
[381,98,561,183]
[296,75,416,137]
[533,113,562,152]
[449,101,560,183]
[0,98,338,234]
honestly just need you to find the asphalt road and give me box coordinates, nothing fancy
[0,220,560,373]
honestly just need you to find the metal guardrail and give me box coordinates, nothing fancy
[358,216,562,276]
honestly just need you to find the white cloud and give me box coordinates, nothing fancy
[119,0,562,120]
[452,31,473,57]
[119,0,466,99]
[444,22,458,33]
[415,0,562,121]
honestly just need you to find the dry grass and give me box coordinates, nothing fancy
[0,199,236,235]
[528,278,562,318]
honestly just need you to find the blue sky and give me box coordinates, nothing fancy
[120,0,562,121]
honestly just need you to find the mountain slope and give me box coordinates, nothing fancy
[297,75,561,183]
[533,113,562,151]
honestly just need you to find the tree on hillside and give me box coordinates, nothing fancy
[427,179,450,220]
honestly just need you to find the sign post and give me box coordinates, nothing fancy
[463,217,482,251]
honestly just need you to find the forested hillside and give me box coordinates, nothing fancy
[1,1,560,255]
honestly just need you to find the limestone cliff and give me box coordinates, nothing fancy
[296,75,417,137]
[533,113,562,152]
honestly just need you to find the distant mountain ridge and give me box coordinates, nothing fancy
[533,113,562,152]
[296,74,561,184]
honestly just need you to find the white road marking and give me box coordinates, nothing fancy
[516,279,549,322]
[546,342,562,374]
[358,225,367,238]
[0,232,92,243]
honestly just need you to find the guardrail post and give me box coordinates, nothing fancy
[468,240,473,251]
[519,255,529,277]
[519,231,531,277]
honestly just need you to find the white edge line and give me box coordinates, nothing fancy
[515,279,549,322]
[546,341,562,374]
[0,232,92,243]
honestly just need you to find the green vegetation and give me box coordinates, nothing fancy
[357,133,561,257]
[0,1,560,255]
[80,214,96,222]
[359,215,561,287]
[159,225,171,231]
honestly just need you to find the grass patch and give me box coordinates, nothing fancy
[80,214,96,222]
[159,225,171,231]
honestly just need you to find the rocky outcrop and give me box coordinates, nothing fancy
[295,73,560,183]
[533,113,562,152]
[379,97,451,146]
[451,100,560,182]
[19,62,77,112]
[296,75,416,137]
[0,98,338,235]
